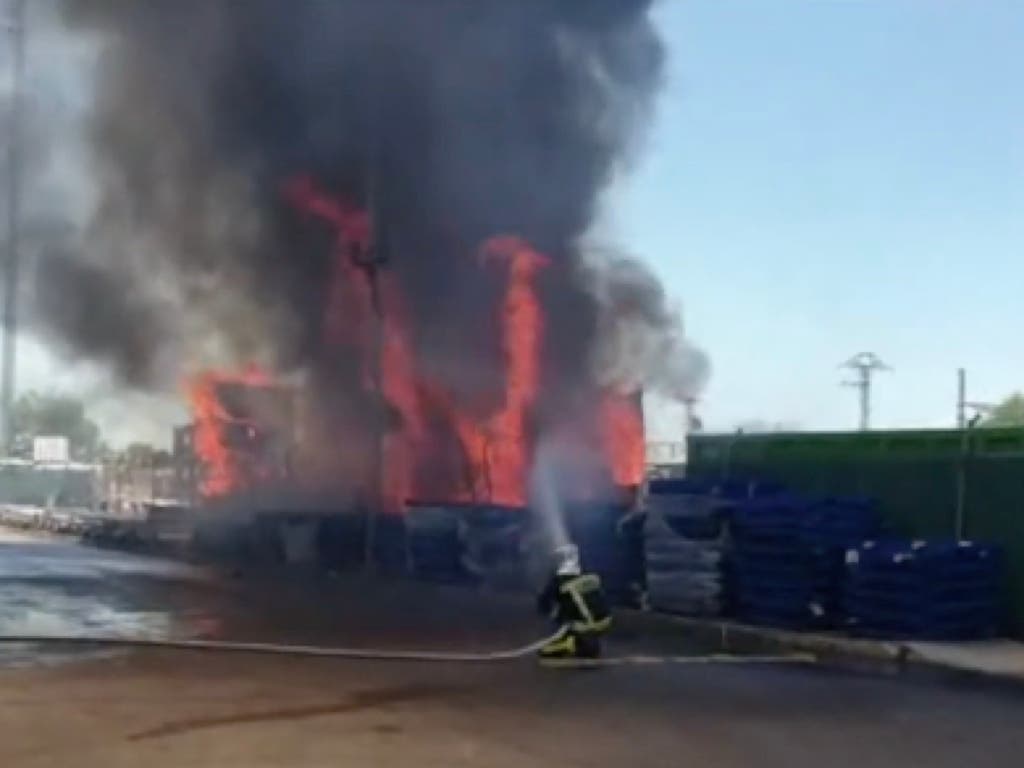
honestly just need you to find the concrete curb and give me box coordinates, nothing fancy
[615,609,1024,691]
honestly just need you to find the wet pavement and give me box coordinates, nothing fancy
[0,530,563,664]
[0,531,217,666]
[2,531,1024,767]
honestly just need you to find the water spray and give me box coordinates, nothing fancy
[528,436,573,555]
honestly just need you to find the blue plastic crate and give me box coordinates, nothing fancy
[729,494,880,629]
[842,538,1003,639]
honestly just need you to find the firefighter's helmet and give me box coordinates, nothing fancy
[554,544,581,577]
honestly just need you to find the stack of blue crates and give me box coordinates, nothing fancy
[618,509,647,606]
[731,495,879,629]
[565,503,641,606]
[315,511,366,571]
[644,478,732,616]
[370,513,409,575]
[843,539,1003,639]
[405,504,470,583]
[314,509,408,574]
[458,505,529,590]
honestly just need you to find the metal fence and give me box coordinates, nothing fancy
[0,461,98,508]
[645,441,687,465]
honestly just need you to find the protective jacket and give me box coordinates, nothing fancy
[537,572,612,635]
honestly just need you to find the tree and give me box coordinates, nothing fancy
[982,393,1024,428]
[11,391,102,460]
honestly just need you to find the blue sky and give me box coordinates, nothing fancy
[624,1,1023,437]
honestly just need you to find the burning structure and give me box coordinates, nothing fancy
[187,368,295,499]
[36,1,709,513]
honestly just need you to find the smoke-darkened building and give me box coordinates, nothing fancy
[172,424,200,505]
[182,378,298,501]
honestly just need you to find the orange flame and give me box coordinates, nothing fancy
[287,176,422,512]
[194,175,646,511]
[453,236,548,506]
[187,365,278,498]
[599,392,645,488]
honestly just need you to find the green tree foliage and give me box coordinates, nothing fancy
[11,391,102,460]
[982,392,1024,428]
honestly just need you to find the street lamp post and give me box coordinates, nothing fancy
[1,0,25,456]
[358,71,388,574]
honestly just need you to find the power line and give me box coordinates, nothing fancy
[840,352,890,431]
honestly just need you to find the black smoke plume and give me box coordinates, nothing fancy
[43,0,701,442]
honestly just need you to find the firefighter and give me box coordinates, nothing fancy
[536,544,612,662]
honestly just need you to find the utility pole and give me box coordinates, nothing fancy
[683,397,699,434]
[1,0,25,456]
[955,368,994,427]
[957,368,967,429]
[952,367,997,539]
[682,396,702,463]
[841,352,890,431]
[358,77,388,574]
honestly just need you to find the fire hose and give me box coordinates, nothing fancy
[0,633,816,666]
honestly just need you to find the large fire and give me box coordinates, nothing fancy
[187,365,290,498]
[451,236,547,507]
[188,178,644,507]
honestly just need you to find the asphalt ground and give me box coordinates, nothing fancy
[1,534,1023,767]
[3,639,1023,767]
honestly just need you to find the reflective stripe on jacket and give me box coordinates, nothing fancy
[558,574,612,634]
